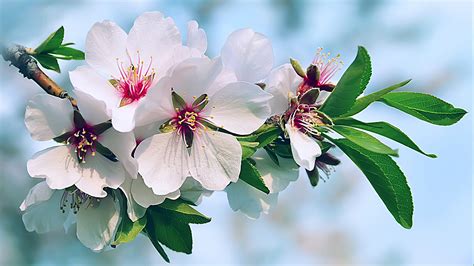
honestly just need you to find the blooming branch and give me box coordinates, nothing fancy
[1,43,77,107]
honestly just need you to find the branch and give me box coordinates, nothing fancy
[1,43,77,108]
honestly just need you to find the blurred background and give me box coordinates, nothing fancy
[0,0,472,265]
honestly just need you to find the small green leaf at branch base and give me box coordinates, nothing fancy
[331,125,398,156]
[239,159,270,194]
[342,79,411,117]
[33,54,60,73]
[331,138,413,229]
[35,26,64,54]
[334,118,436,158]
[379,92,467,126]
[50,46,85,60]
[320,46,372,117]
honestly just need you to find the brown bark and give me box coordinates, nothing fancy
[1,43,77,107]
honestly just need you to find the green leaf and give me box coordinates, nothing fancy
[320,141,334,154]
[33,54,60,73]
[157,199,211,224]
[239,159,270,194]
[256,126,281,148]
[331,125,398,156]
[379,92,467,126]
[331,138,413,229]
[92,121,112,135]
[239,141,258,159]
[342,79,411,117]
[50,46,85,60]
[264,146,280,166]
[146,208,193,254]
[319,46,372,117]
[144,226,170,263]
[113,215,147,246]
[335,118,436,158]
[35,26,64,54]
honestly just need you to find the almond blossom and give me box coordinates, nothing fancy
[134,57,272,195]
[25,91,136,198]
[20,181,120,251]
[265,50,342,170]
[69,12,207,132]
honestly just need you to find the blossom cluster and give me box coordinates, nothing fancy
[18,11,466,257]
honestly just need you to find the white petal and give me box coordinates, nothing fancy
[20,181,54,211]
[25,95,74,141]
[135,132,188,195]
[253,149,299,193]
[189,131,242,191]
[119,175,146,222]
[99,129,138,179]
[74,90,111,126]
[221,28,273,83]
[166,57,223,103]
[186,20,207,53]
[27,146,82,190]
[127,11,181,74]
[76,195,120,251]
[131,174,180,208]
[286,124,321,170]
[179,177,212,205]
[225,179,277,219]
[204,82,272,135]
[74,153,126,198]
[69,65,121,112]
[86,20,128,77]
[133,121,162,143]
[22,191,68,233]
[265,64,302,116]
[111,101,139,132]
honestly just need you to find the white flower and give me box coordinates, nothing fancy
[134,57,272,195]
[69,12,207,133]
[225,150,299,219]
[265,51,342,170]
[25,91,136,197]
[20,181,120,251]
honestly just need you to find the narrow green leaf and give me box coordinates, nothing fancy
[143,226,170,262]
[239,159,270,194]
[256,126,281,148]
[35,26,64,54]
[335,118,436,158]
[239,141,258,159]
[320,141,334,154]
[342,79,411,117]
[331,125,398,156]
[379,92,467,126]
[332,138,413,229]
[33,54,60,73]
[50,46,85,60]
[113,215,147,245]
[146,208,193,254]
[264,146,280,166]
[320,46,372,117]
[157,199,211,224]
[53,131,72,143]
[92,121,112,136]
[73,110,86,128]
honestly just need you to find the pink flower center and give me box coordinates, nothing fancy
[171,107,203,136]
[113,52,155,107]
[66,126,97,163]
[288,103,325,136]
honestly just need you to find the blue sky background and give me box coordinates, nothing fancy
[0,0,472,264]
